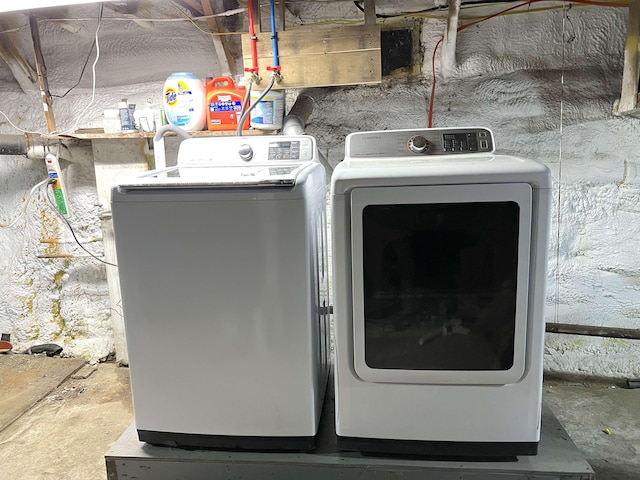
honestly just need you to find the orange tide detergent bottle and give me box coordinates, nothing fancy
[205,76,251,131]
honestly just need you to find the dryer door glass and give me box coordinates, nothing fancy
[350,183,532,385]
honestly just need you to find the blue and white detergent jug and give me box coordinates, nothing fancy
[163,72,206,131]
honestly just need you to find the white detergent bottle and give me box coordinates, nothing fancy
[163,72,206,131]
[134,98,156,132]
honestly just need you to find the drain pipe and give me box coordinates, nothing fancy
[282,93,315,136]
[546,323,640,340]
[0,133,53,158]
[282,91,333,175]
[0,135,27,156]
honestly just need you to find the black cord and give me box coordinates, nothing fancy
[44,181,118,268]
[353,0,525,18]
[52,4,103,99]
[563,4,576,44]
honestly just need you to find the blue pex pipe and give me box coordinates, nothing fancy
[269,0,279,68]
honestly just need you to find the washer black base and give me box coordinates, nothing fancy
[337,435,538,459]
[138,429,317,452]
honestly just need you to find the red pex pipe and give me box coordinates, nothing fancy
[246,0,259,73]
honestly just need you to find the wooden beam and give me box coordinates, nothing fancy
[200,0,235,76]
[251,0,262,33]
[29,15,56,134]
[242,26,381,89]
[364,0,376,26]
[617,0,640,113]
[0,35,38,93]
[178,0,204,16]
[441,0,461,80]
[103,2,153,30]
[279,0,286,31]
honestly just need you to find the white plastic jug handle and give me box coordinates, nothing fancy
[152,125,191,169]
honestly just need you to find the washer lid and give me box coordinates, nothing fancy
[117,163,310,189]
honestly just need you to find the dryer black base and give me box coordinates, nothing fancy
[138,429,317,452]
[337,435,538,459]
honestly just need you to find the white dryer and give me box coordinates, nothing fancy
[331,127,551,457]
[111,135,330,450]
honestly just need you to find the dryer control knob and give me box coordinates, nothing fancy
[238,144,253,161]
[408,135,430,154]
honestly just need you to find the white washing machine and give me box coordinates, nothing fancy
[111,135,330,451]
[331,127,551,457]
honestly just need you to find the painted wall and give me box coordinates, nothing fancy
[0,2,638,376]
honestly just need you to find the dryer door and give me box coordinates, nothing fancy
[350,183,532,385]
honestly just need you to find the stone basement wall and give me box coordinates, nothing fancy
[0,3,638,376]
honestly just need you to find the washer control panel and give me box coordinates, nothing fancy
[268,140,308,161]
[177,135,316,165]
[347,127,494,159]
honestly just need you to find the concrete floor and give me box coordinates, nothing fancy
[0,357,638,480]
[543,375,640,480]
[0,358,133,480]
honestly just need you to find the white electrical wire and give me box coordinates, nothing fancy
[46,8,245,22]
[0,178,50,229]
[49,4,102,136]
[0,5,102,137]
[554,3,567,324]
[0,110,46,135]
[0,25,26,35]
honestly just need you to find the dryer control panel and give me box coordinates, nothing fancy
[347,127,494,159]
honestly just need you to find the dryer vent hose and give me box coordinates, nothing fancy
[282,91,333,174]
[282,93,316,136]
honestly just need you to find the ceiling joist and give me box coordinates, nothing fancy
[0,21,38,93]
[29,14,56,133]
[615,0,640,114]
[199,0,236,76]
[179,0,205,16]
[174,0,236,76]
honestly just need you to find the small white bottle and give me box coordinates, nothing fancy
[102,109,121,133]
[134,98,156,132]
